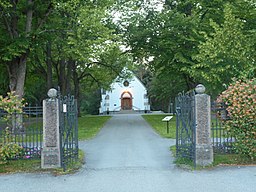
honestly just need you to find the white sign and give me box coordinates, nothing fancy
[162,116,173,122]
[63,104,67,113]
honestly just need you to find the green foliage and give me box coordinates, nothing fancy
[0,92,26,164]
[218,78,256,160]
[1,0,256,114]
[1,0,125,112]
[148,70,187,111]
[24,74,47,105]
[194,4,255,87]
[0,128,25,164]
[80,90,101,115]
[0,91,25,114]
[115,0,256,102]
[0,143,25,164]
[0,1,12,8]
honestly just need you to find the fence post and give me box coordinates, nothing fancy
[41,88,61,169]
[195,84,213,166]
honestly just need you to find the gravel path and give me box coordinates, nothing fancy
[0,114,255,192]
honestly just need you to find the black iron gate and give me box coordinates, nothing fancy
[59,95,79,171]
[175,91,196,164]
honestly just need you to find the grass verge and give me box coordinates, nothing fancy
[0,149,85,175]
[142,114,176,138]
[0,159,41,174]
[170,145,195,170]
[78,115,111,140]
[213,154,256,166]
[170,146,255,170]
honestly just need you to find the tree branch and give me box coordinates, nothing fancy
[87,73,101,87]
[3,15,13,38]
[25,0,33,34]
[37,3,53,30]
[38,29,73,34]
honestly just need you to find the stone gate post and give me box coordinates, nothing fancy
[41,88,61,169]
[195,84,213,166]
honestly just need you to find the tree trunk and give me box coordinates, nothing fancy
[26,0,33,33]
[7,55,27,99]
[6,56,27,133]
[66,60,73,94]
[184,74,197,90]
[71,62,81,116]
[59,59,66,95]
[46,41,53,90]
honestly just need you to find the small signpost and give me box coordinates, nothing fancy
[162,116,173,134]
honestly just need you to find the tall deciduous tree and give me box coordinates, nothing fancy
[114,0,255,103]
[193,3,256,94]
[0,0,53,98]
[1,0,126,107]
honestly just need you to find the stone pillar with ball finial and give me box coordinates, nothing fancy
[41,88,61,169]
[194,84,213,166]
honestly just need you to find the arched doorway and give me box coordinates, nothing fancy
[121,92,132,110]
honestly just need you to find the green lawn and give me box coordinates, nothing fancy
[78,115,111,140]
[142,114,176,139]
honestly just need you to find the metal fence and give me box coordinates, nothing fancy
[0,105,43,159]
[211,102,234,154]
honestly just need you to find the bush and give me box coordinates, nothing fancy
[0,92,26,164]
[0,91,24,114]
[0,143,25,164]
[218,78,256,160]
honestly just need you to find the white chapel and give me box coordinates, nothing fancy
[99,70,150,114]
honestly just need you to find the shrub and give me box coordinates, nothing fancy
[0,91,24,114]
[218,78,256,160]
[0,92,26,164]
[0,143,25,164]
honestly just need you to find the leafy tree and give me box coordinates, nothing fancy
[193,3,256,93]
[148,70,187,112]
[0,0,128,115]
[114,0,256,107]
[0,0,53,98]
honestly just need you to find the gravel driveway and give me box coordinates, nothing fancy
[0,114,255,192]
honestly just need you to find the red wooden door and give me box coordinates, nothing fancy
[121,98,132,110]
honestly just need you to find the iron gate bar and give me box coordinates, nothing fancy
[175,91,196,166]
[59,95,79,171]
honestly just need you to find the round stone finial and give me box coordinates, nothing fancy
[47,88,57,98]
[195,84,206,94]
